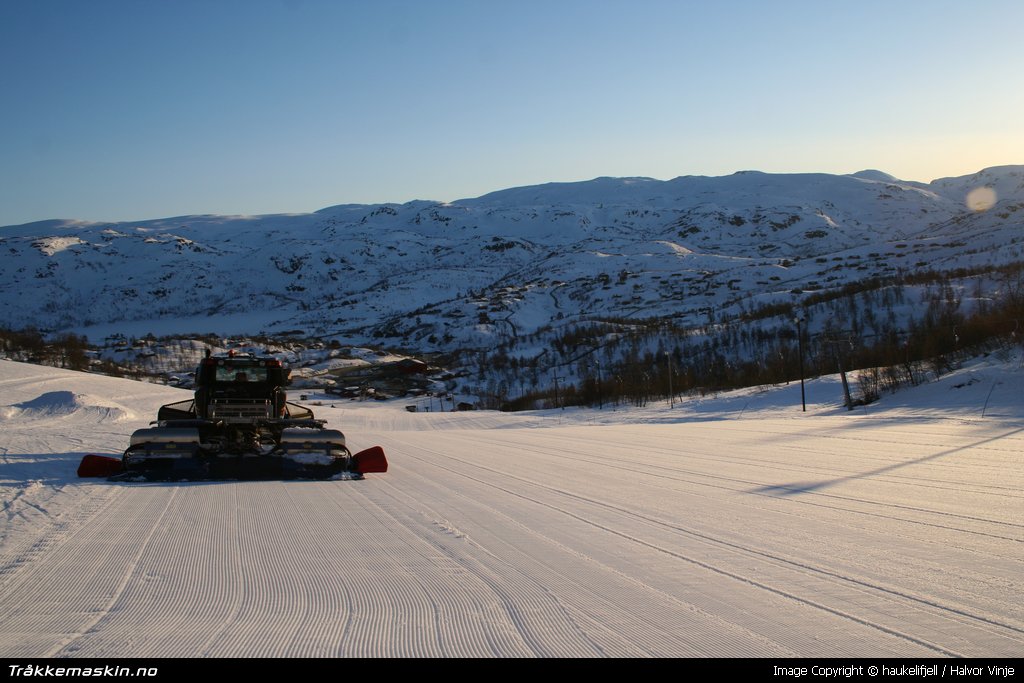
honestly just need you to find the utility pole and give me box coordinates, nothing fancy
[794,316,806,412]
[822,336,854,410]
[552,375,563,410]
[837,352,852,411]
[665,350,674,408]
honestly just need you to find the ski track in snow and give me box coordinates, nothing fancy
[0,361,1022,657]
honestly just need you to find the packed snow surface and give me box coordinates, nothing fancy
[1,359,1021,657]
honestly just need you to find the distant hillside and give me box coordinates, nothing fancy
[3,165,1023,406]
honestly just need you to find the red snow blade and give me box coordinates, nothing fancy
[353,446,388,474]
[78,454,124,478]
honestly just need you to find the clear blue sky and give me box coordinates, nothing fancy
[2,0,1022,225]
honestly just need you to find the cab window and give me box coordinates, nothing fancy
[215,366,268,383]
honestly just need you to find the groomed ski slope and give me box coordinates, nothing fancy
[1,360,1022,657]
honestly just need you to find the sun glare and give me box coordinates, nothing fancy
[965,186,997,212]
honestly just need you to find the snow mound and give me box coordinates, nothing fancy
[1,390,134,422]
[848,169,899,182]
[32,236,86,256]
[657,240,695,255]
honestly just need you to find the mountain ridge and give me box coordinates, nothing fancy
[2,166,1023,365]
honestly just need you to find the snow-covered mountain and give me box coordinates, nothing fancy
[2,166,1023,357]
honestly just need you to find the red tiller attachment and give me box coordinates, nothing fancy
[352,446,388,474]
[77,454,124,478]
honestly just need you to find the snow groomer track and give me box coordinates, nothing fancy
[1,361,1022,657]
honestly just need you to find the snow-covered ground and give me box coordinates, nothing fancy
[1,358,1021,657]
